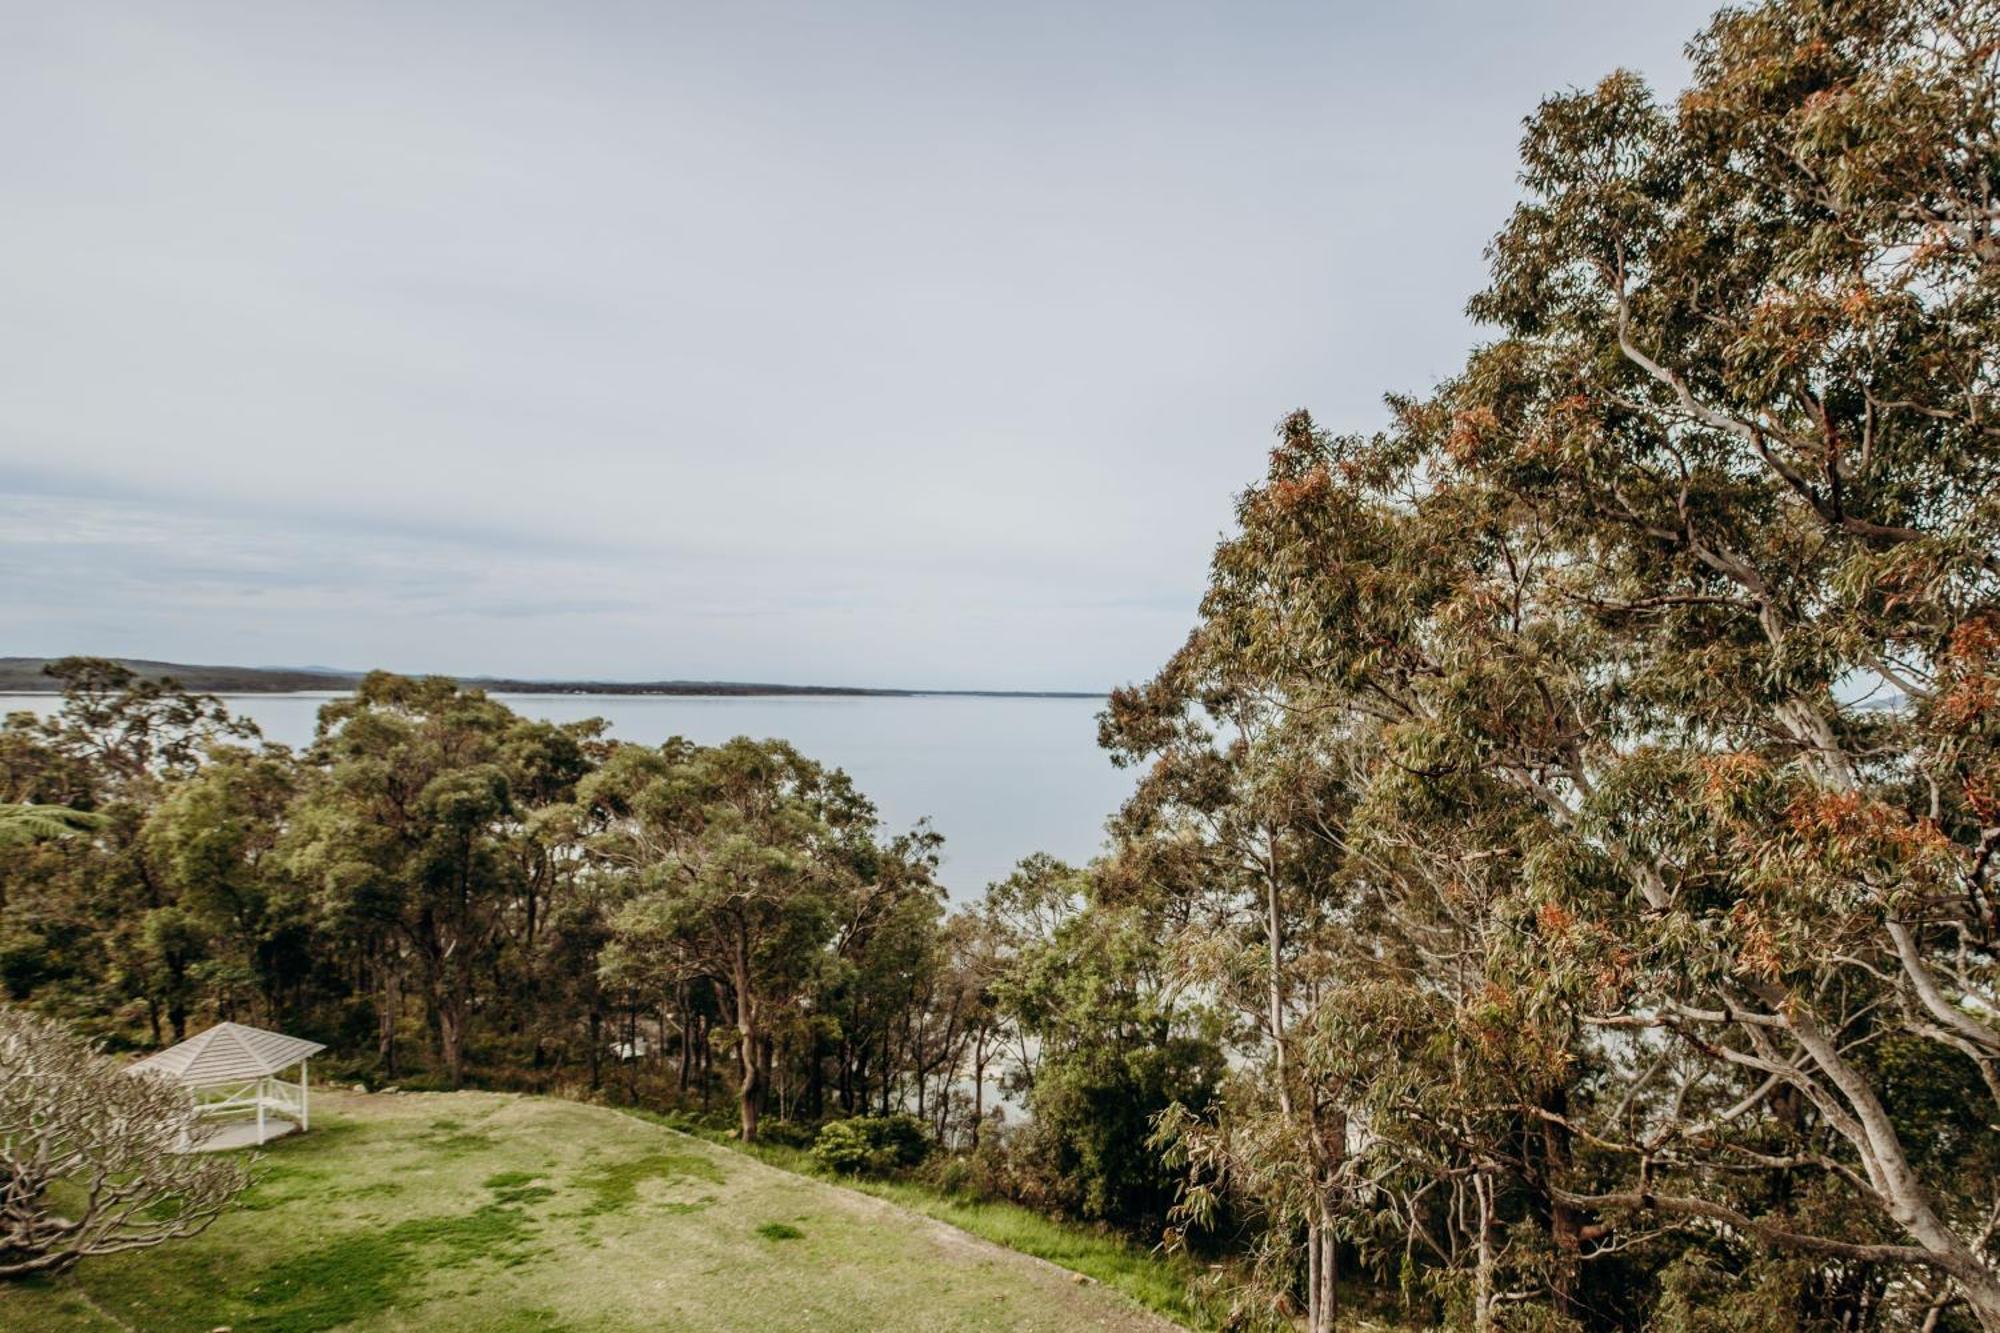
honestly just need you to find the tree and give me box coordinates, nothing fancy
[820,829,945,1122]
[0,806,105,847]
[1104,645,1356,1331]
[142,746,301,1027]
[1457,3,2000,1320]
[286,673,591,1086]
[134,907,208,1045]
[590,737,919,1140]
[0,1006,246,1277]
[0,663,263,1039]
[932,908,1010,1146]
[1122,0,2000,1324]
[991,854,1226,1231]
[26,658,257,794]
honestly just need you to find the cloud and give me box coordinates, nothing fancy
[1,0,1712,688]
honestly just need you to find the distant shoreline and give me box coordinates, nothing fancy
[0,658,1104,700]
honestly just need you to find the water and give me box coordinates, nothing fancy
[2,691,1131,899]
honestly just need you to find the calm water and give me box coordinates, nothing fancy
[4,692,1131,899]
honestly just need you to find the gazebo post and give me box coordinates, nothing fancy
[256,1079,267,1145]
[300,1061,310,1131]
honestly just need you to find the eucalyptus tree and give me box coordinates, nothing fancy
[1308,725,1624,1329]
[989,853,1226,1231]
[1451,2,2000,1321]
[1131,4,2000,1325]
[801,819,944,1118]
[932,907,1010,1145]
[0,661,259,1033]
[982,852,1091,1095]
[141,745,302,1027]
[1196,376,1998,1324]
[1103,639,1355,1331]
[588,736,934,1140]
[286,674,592,1086]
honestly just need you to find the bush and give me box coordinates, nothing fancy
[1011,1024,1224,1229]
[920,1127,1019,1202]
[810,1120,878,1174]
[810,1114,932,1176]
[755,1118,819,1151]
[0,1006,249,1277]
[866,1113,931,1168]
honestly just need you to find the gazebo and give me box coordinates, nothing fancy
[129,1021,327,1150]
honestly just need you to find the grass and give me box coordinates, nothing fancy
[851,1178,1205,1320]
[0,1090,1189,1332]
[238,1189,541,1329]
[623,1108,1218,1329]
[573,1149,723,1217]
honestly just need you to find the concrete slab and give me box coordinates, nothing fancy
[187,1118,302,1153]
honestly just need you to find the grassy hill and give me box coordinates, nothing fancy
[1,1091,1186,1332]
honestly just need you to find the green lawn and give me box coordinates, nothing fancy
[625,1110,1217,1327]
[2,1090,1185,1332]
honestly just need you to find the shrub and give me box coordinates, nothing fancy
[755,1118,819,1151]
[920,1128,1018,1202]
[0,1006,248,1277]
[809,1114,932,1176]
[810,1119,877,1174]
[865,1113,931,1169]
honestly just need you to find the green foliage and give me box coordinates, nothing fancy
[285,673,598,1088]
[810,1114,932,1176]
[751,1117,820,1150]
[0,804,105,847]
[1097,2,2000,1326]
[989,858,1227,1231]
[810,1119,884,1175]
[586,735,946,1141]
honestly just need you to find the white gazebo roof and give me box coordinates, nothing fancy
[129,1021,326,1088]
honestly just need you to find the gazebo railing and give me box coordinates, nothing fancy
[191,1076,305,1122]
[182,1064,313,1145]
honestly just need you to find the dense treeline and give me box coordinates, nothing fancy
[8,0,2000,1328]
[0,660,1217,1243]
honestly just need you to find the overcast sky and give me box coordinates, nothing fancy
[3,1,1715,691]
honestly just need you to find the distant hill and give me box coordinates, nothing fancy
[0,657,360,693]
[0,657,1100,699]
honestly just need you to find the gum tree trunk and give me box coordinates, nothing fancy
[732,924,761,1141]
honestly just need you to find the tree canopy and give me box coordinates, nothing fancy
[1115,1,2000,1326]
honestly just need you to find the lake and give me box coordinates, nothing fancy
[3,691,1133,899]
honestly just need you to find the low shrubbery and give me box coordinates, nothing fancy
[809,1114,932,1176]
[750,1117,820,1151]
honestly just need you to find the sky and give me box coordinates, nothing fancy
[2,0,1718,691]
